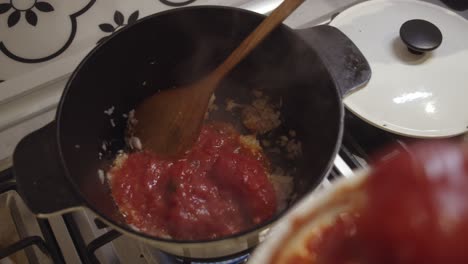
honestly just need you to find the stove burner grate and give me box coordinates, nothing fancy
[0,173,65,264]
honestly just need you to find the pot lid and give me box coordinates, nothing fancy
[330,0,468,138]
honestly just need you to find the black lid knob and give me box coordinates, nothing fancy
[399,19,443,55]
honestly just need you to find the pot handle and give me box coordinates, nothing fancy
[296,25,371,98]
[13,121,82,217]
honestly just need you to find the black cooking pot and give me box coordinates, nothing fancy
[13,6,370,259]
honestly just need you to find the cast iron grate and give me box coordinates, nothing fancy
[0,174,65,264]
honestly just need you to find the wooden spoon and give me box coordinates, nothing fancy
[134,0,305,157]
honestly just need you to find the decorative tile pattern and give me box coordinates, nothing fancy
[0,0,254,80]
[0,1,55,27]
[96,10,139,45]
[159,0,196,7]
[0,0,96,64]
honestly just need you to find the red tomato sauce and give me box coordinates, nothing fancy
[109,123,277,240]
[280,141,468,264]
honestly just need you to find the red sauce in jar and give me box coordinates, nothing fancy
[109,123,277,240]
[277,141,468,264]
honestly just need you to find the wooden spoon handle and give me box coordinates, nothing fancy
[208,0,305,85]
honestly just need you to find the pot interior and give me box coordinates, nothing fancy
[57,6,342,243]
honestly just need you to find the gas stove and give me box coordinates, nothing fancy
[0,0,467,263]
